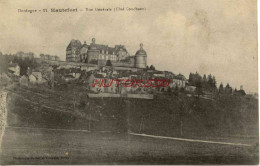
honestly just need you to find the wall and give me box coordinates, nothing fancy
[43,59,142,72]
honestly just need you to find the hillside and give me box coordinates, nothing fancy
[127,94,258,138]
[2,84,258,164]
[6,84,258,140]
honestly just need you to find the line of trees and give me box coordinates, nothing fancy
[188,72,217,92]
[188,72,245,95]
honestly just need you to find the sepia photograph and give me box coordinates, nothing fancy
[0,0,258,164]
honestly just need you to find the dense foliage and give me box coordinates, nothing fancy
[188,72,245,95]
[0,53,38,75]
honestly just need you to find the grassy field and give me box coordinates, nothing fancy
[1,127,258,165]
[1,84,258,164]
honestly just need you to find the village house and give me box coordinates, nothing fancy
[153,71,165,78]
[104,78,118,94]
[86,73,105,93]
[16,51,34,59]
[19,75,29,87]
[111,70,119,77]
[49,56,56,61]
[81,66,190,95]
[185,85,197,93]
[29,71,48,85]
[86,71,136,94]
[171,74,187,88]
[8,62,20,76]
[69,68,81,79]
[96,71,107,78]
[29,74,37,84]
[40,54,60,61]
[62,75,75,83]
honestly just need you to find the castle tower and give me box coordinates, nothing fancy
[135,43,147,68]
[66,39,82,62]
[87,38,100,64]
[80,41,88,62]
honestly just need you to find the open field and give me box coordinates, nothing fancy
[1,127,258,165]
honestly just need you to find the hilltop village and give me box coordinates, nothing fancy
[0,38,248,99]
[0,38,257,155]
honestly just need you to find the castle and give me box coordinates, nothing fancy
[66,38,147,69]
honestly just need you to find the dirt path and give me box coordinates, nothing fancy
[129,132,252,147]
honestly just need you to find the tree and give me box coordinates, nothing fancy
[238,89,246,96]
[188,73,193,85]
[189,72,203,87]
[212,76,217,88]
[149,65,155,70]
[225,83,232,94]
[207,74,213,88]
[203,74,207,82]
[202,74,208,89]
[195,81,203,96]
[219,83,224,94]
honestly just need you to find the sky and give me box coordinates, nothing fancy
[0,0,257,92]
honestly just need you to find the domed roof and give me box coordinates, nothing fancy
[136,49,147,55]
[81,41,88,48]
[135,43,147,56]
[88,38,98,50]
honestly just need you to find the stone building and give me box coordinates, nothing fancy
[79,41,88,62]
[83,38,129,64]
[135,43,147,69]
[8,62,20,76]
[16,52,34,59]
[28,72,47,85]
[171,74,187,88]
[19,75,29,87]
[66,38,147,69]
[66,39,82,62]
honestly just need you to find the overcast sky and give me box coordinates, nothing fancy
[0,0,257,92]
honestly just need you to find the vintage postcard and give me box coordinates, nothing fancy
[0,0,258,165]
